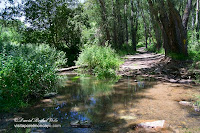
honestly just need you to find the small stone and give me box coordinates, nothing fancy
[70,120,80,128]
[137,120,165,128]
[179,101,192,106]
[178,79,195,84]
[80,120,92,128]
[169,79,178,83]
[119,115,136,120]
[70,120,92,128]
[41,99,53,103]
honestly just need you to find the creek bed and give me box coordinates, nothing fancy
[2,75,200,133]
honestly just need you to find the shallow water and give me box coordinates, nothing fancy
[7,75,200,132]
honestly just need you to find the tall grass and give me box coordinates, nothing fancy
[76,45,122,79]
[0,42,66,111]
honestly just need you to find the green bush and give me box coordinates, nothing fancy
[189,49,200,61]
[137,41,145,48]
[0,42,66,111]
[0,26,22,44]
[76,45,122,79]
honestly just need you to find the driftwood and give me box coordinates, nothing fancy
[57,65,87,72]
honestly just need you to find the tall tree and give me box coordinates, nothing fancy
[97,0,111,44]
[196,0,200,39]
[148,0,192,56]
[130,0,137,51]
[124,0,128,44]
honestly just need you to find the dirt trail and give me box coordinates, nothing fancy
[118,47,196,85]
[119,47,165,73]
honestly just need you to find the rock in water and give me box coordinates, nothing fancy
[80,120,91,128]
[70,120,80,128]
[138,120,165,128]
[70,120,92,128]
[179,101,192,106]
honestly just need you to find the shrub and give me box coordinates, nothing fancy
[0,42,66,111]
[76,45,122,79]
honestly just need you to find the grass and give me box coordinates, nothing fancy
[76,44,123,79]
[116,43,136,56]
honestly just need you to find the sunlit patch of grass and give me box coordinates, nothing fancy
[76,44,123,79]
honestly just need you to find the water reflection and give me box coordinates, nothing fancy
[11,76,156,132]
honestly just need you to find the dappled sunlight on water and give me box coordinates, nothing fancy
[8,75,200,132]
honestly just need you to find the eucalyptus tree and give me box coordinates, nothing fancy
[147,0,192,56]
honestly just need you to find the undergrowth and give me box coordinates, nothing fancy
[76,44,122,79]
[0,42,66,112]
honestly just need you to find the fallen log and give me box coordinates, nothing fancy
[56,65,87,72]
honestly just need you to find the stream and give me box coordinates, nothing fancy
[4,75,200,133]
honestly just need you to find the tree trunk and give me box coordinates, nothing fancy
[98,0,111,44]
[116,0,124,47]
[141,7,148,48]
[182,0,192,30]
[148,0,192,56]
[112,0,117,46]
[196,0,200,39]
[124,0,128,44]
[148,1,162,51]
[131,0,136,51]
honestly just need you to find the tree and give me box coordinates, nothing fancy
[97,0,111,44]
[22,0,89,66]
[195,0,199,39]
[148,0,192,56]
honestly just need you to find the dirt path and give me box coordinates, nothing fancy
[118,47,196,85]
[119,47,165,74]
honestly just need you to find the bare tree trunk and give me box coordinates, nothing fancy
[148,1,162,51]
[182,0,192,30]
[141,7,148,48]
[131,0,136,51]
[116,0,124,47]
[196,0,200,39]
[98,0,111,44]
[112,0,117,46]
[124,0,128,44]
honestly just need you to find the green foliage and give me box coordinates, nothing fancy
[188,49,200,83]
[22,1,89,66]
[146,43,157,52]
[116,42,136,56]
[0,42,66,112]
[137,42,145,48]
[76,44,122,79]
[0,25,22,43]
[167,53,188,60]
